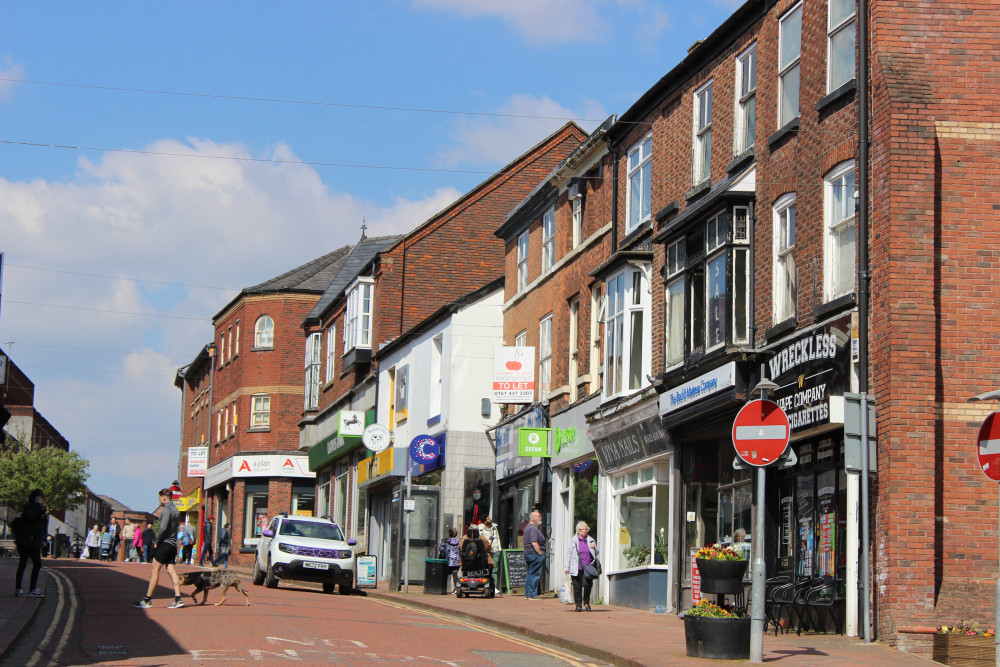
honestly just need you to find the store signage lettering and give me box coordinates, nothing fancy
[661,362,736,414]
[231,455,315,479]
[593,417,669,472]
[493,347,536,404]
[357,447,396,486]
[766,316,850,434]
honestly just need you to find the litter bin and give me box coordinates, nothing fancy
[424,558,449,595]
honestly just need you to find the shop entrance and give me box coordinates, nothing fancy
[389,485,440,590]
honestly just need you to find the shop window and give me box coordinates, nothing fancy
[464,468,494,532]
[333,470,348,528]
[292,480,315,517]
[611,464,670,571]
[514,477,536,549]
[718,469,752,555]
[244,484,268,543]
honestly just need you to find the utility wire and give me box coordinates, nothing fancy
[2,298,208,322]
[5,263,238,292]
[2,341,193,359]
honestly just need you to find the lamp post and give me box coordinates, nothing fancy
[967,389,1000,667]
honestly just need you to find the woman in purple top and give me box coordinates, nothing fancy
[564,521,599,611]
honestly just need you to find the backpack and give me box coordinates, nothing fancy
[178,528,193,546]
[461,536,485,570]
[10,514,27,546]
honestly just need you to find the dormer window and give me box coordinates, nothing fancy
[344,278,373,352]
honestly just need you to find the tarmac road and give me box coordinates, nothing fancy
[9,560,608,666]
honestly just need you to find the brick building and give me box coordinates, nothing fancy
[175,247,352,566]
[299,123,587,588]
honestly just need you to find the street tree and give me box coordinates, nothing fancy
[0,445,90,513]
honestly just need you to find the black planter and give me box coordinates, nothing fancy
[696,559,747,594]
[683,615,751,660]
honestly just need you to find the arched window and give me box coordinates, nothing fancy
[254,315,274,348]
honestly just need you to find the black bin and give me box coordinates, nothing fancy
[424,558,449,595]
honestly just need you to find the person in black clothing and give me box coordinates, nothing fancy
[141,522,156,563]
[198,517,214,566]
[15,489,48,598]
[211,523,231,569]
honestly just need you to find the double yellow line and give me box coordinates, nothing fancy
[25,567,78,667]
[373,598,598,667]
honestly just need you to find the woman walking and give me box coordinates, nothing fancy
[83,525,101,560]
[564,521,599,612]
[439,528,461,594]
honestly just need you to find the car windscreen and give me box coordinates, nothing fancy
[278,520,344,541]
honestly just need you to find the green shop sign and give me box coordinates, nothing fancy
[517,427,551,457]
[307,410,374,471]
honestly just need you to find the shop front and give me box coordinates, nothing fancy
[204,452,316,566]
[493,405,549,555]
[589,396,676,610]
[307,409,371,546]
[548,394,601,593]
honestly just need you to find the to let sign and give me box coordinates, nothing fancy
[977,412,1000,481]
[732,399,790,466]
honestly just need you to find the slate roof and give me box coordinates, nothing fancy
[303,235,403,326]
[96,494,132,513]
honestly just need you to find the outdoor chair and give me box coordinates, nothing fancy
[770,577,821,635]
[762,575,792,633]
[798,577,843,635]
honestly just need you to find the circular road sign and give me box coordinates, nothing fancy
[732,399,791,467]
[977,412,1000,481]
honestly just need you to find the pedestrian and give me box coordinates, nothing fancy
[109,519,120,561]
[141,522,155,563]
[522,510,545,599]
[198,516,214,567]
[131,522,143,562]
[13,488,48,598]
[132,488,184,609]
[438,528,461,594]
[177,523,194,564]
[122,519,135,561]
[84,525,100,560]
[100,525,113,560]
[211,523,231,569]
[477,516,503,596]
[564,520,599,612]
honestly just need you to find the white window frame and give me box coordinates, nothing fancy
[693,80,713,185]
[231,402,237,435]
[626,135,653,233]
[430,334,443,417]
[828,0,857,92]
[250,395,269,428]
[216,408,222,443]
[590,285,602,391]
[234,321,240,356]
[568,298,579,403]
[516,230,529,292]
[227,326,233,362]
[541,206,555,273]
[732,206,751,345]
[515,330,527,348]
[824,161,857,300]
[304,332,321,410]
[539,314,553,398]
[254,315,274,349]
[603,265,651,400]
[571,198,583,249]
[219,334,225,368]
[325,325,336,383]
[343,277,373,352]
[665,239,687,368]
[734,43,757,155]
[778,3,803,127]
[773,194,797,323]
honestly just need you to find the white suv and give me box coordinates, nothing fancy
[252,514,357,594]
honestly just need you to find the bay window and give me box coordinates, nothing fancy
[344,278,373,352]
[627,135,652,232]
[304,332,321,410]
[825,162,857,300]
[604,266,650,399]
[778,3,802,127]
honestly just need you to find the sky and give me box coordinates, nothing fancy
[0,0,741,512]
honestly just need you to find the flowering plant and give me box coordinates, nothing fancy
[684,599,743,618]
[695,543,745,561]
[939,621,994,636]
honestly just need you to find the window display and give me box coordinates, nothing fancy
[244,484,268,542]
[611,463,670,571]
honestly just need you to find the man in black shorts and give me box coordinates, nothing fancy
[133,488,184,609]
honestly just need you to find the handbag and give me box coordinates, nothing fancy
[583,563,600,579]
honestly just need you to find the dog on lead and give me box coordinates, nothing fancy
[178,570,251,606]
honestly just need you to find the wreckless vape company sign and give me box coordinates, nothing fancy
[765,315,851,433]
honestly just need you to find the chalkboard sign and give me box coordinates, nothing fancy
[502,549,527,592]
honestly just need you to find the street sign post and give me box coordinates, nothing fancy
[977,412,1000,481]
[732,399,790,467]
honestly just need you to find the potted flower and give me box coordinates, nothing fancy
[933,621,995,667]
[682,599,750,660]
[622,544,650,568]
[653,528,667,564]
[695,544,747,594]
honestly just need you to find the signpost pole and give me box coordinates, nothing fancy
[748,377,771,664]
[404,463,411,594]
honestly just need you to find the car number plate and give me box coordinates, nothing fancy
[303,561,329,570]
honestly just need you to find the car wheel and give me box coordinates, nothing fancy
[322,582,335,594]
[338,583,353,595]
[252,557,265,586]
[265,558,279,589]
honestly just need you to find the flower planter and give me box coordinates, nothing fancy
[683,615,751,660]
[932,633,995,667]
[696,559,748,594]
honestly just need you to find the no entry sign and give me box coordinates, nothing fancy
[732,399,790,466]
[977,412,1000,481]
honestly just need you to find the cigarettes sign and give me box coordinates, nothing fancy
[493,347,535,404]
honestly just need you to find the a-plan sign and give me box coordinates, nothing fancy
[493,347,535,404]
[205,454,316,488]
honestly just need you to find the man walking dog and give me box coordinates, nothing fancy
[133,488,185,609]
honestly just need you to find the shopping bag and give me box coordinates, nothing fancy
[559,576,573,604]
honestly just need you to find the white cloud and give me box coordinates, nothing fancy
[0,55,26,101]
[436,94,607,169]
[413,0,608,45]
[0,138,460,509]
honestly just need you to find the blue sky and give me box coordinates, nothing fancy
[0,1,740,512]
